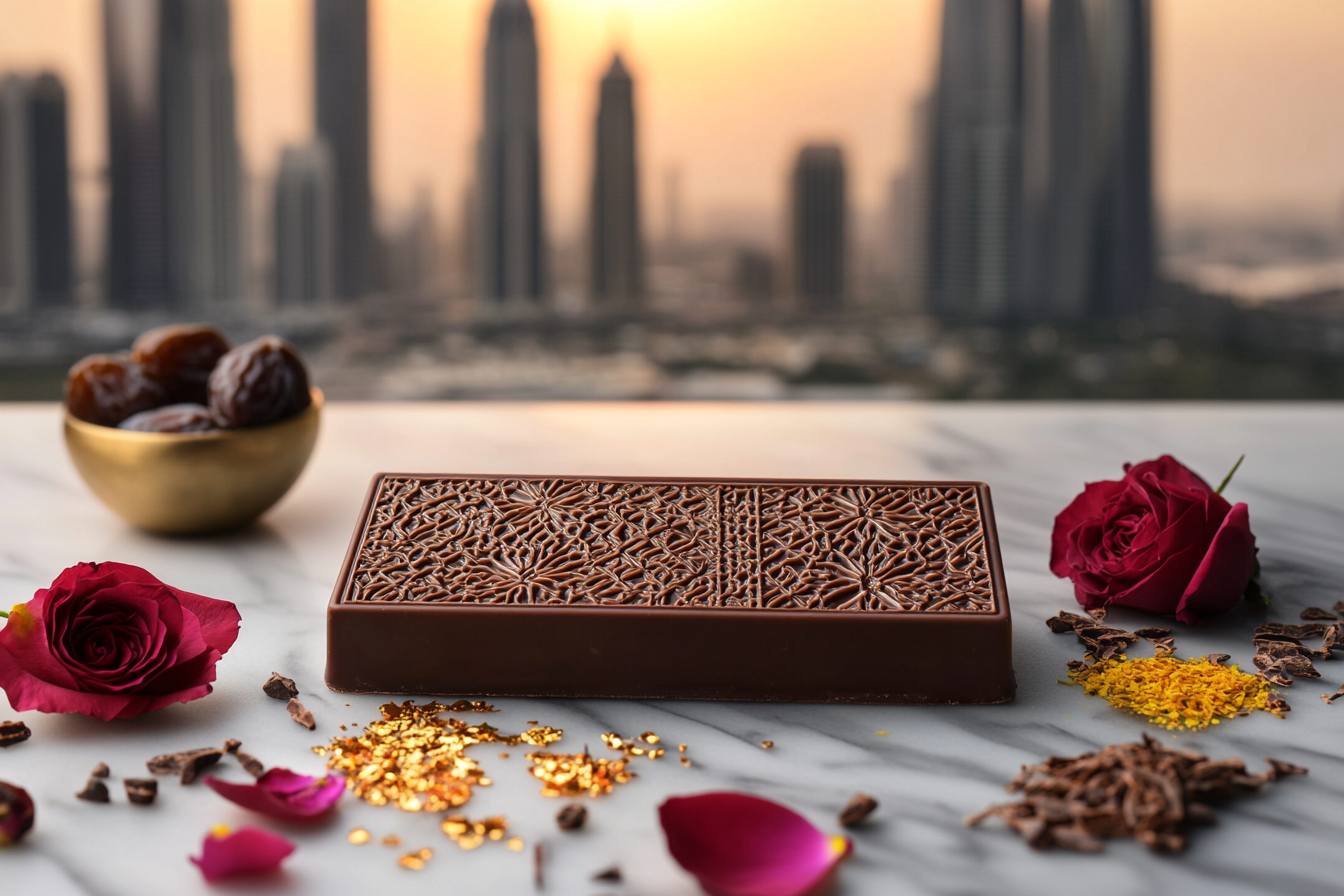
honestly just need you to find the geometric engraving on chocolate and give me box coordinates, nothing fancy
[346,477,995,612]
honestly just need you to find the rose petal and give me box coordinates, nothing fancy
[659,792,851,896]
[190,826,295,882]
[1176,502,1256,625]
[204,768,344,819]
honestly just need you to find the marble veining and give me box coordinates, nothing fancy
[3,402,1344,896]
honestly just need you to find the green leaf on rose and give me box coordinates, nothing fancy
[1215,455,1245,495]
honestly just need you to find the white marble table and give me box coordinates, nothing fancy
[3,402,1343,896]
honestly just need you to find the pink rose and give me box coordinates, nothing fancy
[1049,456,1256,625]
[0,562,240,720]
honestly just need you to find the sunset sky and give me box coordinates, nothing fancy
[0,0,1341,250]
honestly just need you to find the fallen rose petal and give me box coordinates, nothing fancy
[190,825,295,882]
[203,768,343,819]
[659,792,851,896]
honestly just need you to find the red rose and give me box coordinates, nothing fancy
[1049,456,1256,625]
[0,562,240,721]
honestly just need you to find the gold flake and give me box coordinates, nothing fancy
[679,756,693,767]
[442,815,509,850]
[498,753,510,759]
[761,740,774,749]
[398,852,426,870]
[639,731,660,744]
[875,730,888,735]
[507,837,524,852]
[525,749,636,797]
[348,828,371,845]
[678,743,687,752]
[382,834,402,847]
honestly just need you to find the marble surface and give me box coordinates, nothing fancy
[3,401,1344,896]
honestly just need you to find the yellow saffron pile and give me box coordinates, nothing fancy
[1067,655,1286,730]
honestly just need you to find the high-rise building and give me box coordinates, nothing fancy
[1039,0,1155,318]
[927,0,1024,320]
[104,0,242,311]
[273,140,335,307]
[0,72,74,313]
[314,0,373,301]
[477,0,546,304]
[589,53,642,310]
[789,143,847,313]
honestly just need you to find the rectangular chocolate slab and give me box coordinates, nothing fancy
[326,474,1015,704]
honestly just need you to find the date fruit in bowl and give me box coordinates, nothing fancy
[208,336,312,429]
[130,323,231,405]
[65,355,167,427]
[119,403,217,433]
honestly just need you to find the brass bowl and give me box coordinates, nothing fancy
[63,389,322,535]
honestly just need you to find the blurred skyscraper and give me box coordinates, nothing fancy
[927,0,1024,320]
[590,53,643,310]
[314,0,373,302]
[273,140,335,307]
[104,0,242,311]
[1040,0,1155,317]
[789,144,847,313]
[0,73,74,313]
[478,0,546,304]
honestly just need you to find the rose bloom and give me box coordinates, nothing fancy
[0,562,240,720]
[1050,456,1256,625]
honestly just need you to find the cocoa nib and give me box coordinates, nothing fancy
[1321,683,1344,705]
[1133,627,1172,639]
[263,672,299,701]
[556,804,588,831]
[0,720,31,748]
[76,778,110,803]
[146,747,223,784]
[222,738,242,754]
[287,698,316,730]
[1300,607,1337,621]
[592,866,622,882]
[125,778,158,805]
[966,736,1305,854]
[1255,622,1328,640]
[839,792,879,827]
[236,751,265,778]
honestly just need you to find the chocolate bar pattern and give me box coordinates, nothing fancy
[345,477,995,612]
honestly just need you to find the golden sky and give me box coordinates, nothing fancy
[0,0,1341,248]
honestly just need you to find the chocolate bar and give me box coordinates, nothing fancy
[326,474,1015,704]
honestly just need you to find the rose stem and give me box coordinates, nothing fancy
[1215,454,1245,495]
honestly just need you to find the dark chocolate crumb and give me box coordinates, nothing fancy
[222,738,241,754]
[287,698,316,730]
[839,792,879,827]
[1333,601,1344,617]
[1087,607,1107,622]
[591,866,622,882]
[125,778,158,805]
[179,749,224,785]
[91,762,110,778]
[236,751,265,778]
[1321,682,1344,705]
[76,778,110,803]
[0,720,31,748]
[556,804,587,831]
[1301,607,1337,621]
[1206,653,1232,666]
[1264,758,1309,781]
[1133,627,1172,639]
[263,672,299,701]
[146,748,222,783]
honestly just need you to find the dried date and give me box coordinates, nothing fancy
[208,336,311,428]
[119,403,218,433]
[65,354,166,427]
[130,324,231,404]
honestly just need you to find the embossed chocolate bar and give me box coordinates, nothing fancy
[326,474,1015,704]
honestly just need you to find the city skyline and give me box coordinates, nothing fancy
[0,0,1339,257]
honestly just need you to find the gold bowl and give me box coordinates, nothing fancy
[63,389,322,535]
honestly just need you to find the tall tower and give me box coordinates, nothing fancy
[478,0,546,303]
[273,139,336,307]
[314,0,373,301]
[104,0,241,311]
[928,0,1024,320]
[790,143,847,313]
[0,76,32,313]
[590,53,642,310]
[29,73,74,306]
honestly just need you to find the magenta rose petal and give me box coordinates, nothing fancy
[659,792,851,896]
[1176,502,1257,625]
[190,826,295,882]
[204,769,344,819]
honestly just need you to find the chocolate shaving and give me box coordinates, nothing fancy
[1133,627,1171,639]
[91,762,110,778]
[125,778,158,805]
[287,698,316,730]
[1300,607,1337,620]
[556,804,587,831]
[1087,608,1108,622]
[1321,683,1344,705]
[966,736,1305,853]
[236,751,265,778]
[1266,693,1291,713]
[1148,637,1176,654]
[1324,623,1344,657]
[1205,654,1232,666]
[76,778,110,803]
[1046,611,1090,634]
[1255,622,1328,639]
[263,672,299,700]
[146,747,223,783]
[839,792,879,827]
[222,738,241,754]
[1253,640,1315,660]
[1256,663,1295,687]
[1334,601,1344,617]
[592,866,622,882]
[0,720,31,747]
